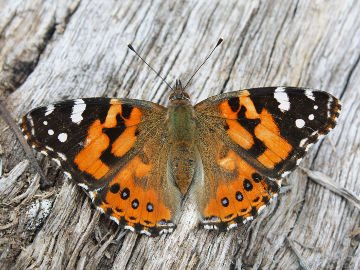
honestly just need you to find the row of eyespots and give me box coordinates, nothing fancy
[220,172,266,207]
[109,183,154,212]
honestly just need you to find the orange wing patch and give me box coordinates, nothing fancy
[74,103,142,179]
[96,153,173,235]
[219,95,292,169]
[202,148,279,230]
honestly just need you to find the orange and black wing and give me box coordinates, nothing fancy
[21,98,181,236]
[194,87,340,230]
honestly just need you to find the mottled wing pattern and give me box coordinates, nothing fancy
[194,87,340,230]
[21,98,181,236]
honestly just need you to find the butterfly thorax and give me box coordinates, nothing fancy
[167,81,197,195]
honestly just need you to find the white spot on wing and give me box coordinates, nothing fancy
[48,129,54,135]
[45,105,55,116]
[57,152,67,161]
[308,114,314,120]
[43,121,48,125]
[281,171,291,178]
[64,171,72,179]
[296,158,303,165]
[295,119,305,128]
[124,225,135,232]
[58,133,68,142]
[110,216,120,225]
[305,143,314,152]
[299,138,308,147]
[227,223,237,230]
[96,206,105,214]
[258,205,266,214]
[140,229,151,236]
[305,90,315,101]
[45,146,54,151]
[314,105,318,110]
[71,99,87,124]
[274,87,290,112]
[89,192,96,201]
[78,183,88,190]
[327,96,333,117]
[52,158,61,166]
[27,114,34,126]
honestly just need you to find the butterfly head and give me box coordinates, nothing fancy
[169,80,190,102]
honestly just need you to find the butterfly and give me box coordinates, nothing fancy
[19,77,340,236]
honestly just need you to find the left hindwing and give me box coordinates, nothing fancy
[195,87,341,179]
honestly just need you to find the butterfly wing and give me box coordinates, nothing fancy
[21,98,181,236]
[193,87,340,230]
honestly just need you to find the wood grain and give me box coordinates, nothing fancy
[1,0,359,269]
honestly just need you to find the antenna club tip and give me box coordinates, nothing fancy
[127,43,135,51]
[217,38,224,46]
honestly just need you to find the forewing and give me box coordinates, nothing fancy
[21,98,181,236]
[195,87,341,178]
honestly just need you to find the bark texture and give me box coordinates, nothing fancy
[0,0,359,269]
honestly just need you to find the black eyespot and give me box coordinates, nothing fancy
[244,179,253,191]
[110,183,120,193]
[221,197,229,207]
[252,173,262,183]
[235,191,243,201]
[131,199,139,209]
[121,188,130,200]
[146,203,154,212]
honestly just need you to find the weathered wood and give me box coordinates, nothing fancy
[1,0,359,269]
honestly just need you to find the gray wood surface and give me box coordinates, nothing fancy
[1,0,359,269]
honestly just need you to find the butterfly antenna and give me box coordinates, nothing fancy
[184,37,223,90]
[127,43,173,90]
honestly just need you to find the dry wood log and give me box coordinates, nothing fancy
[1,0,359,269]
